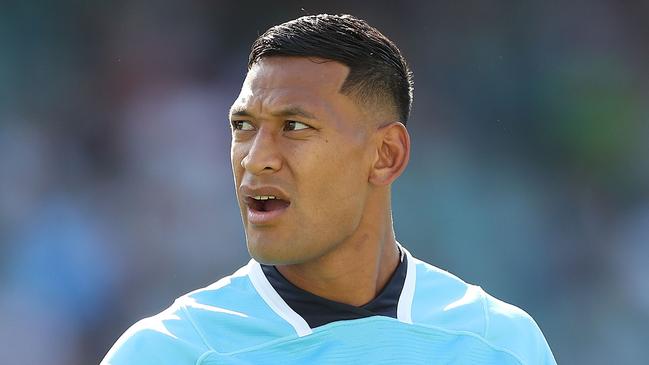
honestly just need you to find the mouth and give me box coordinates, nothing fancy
[244,195,291,225]
[245,195,291,212]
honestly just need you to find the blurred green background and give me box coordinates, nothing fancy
[1,1,648,363]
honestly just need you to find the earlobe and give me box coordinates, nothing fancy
[368,122,410,186]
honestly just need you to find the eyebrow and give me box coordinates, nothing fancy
[229,105,317,120]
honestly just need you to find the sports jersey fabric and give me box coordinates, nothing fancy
[101,247,556,364]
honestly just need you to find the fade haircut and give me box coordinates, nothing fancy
[248,14,414,125]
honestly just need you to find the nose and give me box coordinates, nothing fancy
[241,129,282,175]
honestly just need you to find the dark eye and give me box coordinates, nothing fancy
[284,120,310,131]
[232,121,254,131]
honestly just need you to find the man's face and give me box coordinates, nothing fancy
[229,56,376,265]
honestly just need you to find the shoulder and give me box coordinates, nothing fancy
[480,291,556,364]
[409,257,556,364]
[102,261,296,365]
[100,299,210,365]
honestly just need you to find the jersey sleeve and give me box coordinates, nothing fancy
[101,300,211,365]
[482,291,557,365]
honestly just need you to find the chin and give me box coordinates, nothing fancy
[247,234,327,266]
[246,237,298,265]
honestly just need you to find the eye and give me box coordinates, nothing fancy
[232,120,255,131]
[284,120,311,131]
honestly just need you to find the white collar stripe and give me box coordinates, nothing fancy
[397,245,416,324]
[247,260,313,337]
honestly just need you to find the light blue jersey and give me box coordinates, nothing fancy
[102,248,556,364]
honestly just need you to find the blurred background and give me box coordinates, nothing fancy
[1,0,647,363]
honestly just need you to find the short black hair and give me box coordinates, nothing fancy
[249,14,414,124]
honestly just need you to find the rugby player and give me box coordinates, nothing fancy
[102,14,556,364]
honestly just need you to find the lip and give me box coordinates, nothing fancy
[246,202,290,225]
[240,185,291,225]
[239,185,291,202]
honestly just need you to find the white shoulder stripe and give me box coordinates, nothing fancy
[397,244,416,324]
[247,260,313,337]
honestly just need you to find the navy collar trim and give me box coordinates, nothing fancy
[260,247,407,329]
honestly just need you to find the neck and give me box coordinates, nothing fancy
[276,196,400,307]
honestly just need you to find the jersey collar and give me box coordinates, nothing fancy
[247,243,417,337]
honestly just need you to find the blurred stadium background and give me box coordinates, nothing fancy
[1,1,648,363]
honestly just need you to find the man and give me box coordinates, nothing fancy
[102,14,556,364]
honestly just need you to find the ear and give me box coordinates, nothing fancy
[369,122,410,186]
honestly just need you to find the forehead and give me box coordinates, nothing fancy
[231,57,353,117]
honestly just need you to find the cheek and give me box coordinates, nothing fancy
[294,142,368,219]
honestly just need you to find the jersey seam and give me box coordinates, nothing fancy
[387,317,527,364]
[420,316,525,365]
[473,288,526,365]
[478,285,490,339]
[201,315,525,364]
[176,298,216,360]
[374,317,527,365]
[195,349,216,365]
[410,262,524,365]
